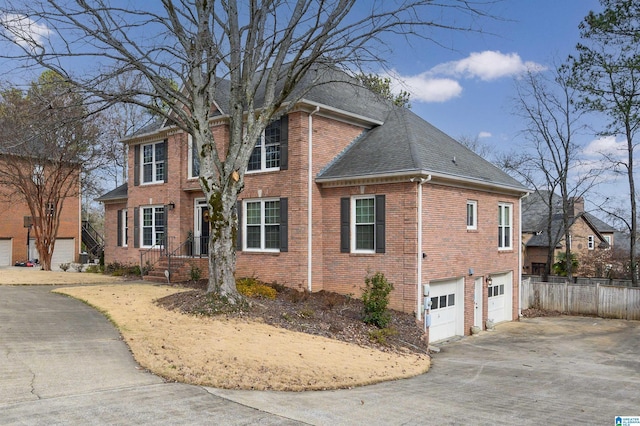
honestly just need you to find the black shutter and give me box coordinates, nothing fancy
[279,115,288,171]
[163,139,168,183]
[340,197,350,253]
[279,198,288,252]
[236,201,242,251]
[375,195,386,253]
[133,207,140,248]
[117,210,122,247]
[134,145,140,186]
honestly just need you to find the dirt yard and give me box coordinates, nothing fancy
[0,267,430,391]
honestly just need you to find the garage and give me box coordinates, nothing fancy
[0,239,12,266]
[487,271,513,323]
[428,277,465,342]
[30,238,76,270]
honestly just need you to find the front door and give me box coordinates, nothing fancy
[195,200,210,256]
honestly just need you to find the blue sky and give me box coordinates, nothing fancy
[378,0,601,153]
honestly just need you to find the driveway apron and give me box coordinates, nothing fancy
[0,286,298,425]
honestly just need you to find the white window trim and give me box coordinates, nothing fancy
[187,135,199,180]
[588,235,595,250]
[121,209,128,247]
[140,205,165,248]
[498,203,513,250]
[141,141,165,185]
[467,200,478,230]
[246,125,281,174]
[351,195,376,254]
[243,198,280,252]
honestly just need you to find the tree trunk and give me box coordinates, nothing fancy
[205,186,241,301]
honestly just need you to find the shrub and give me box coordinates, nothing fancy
[190,264,202,281]
[85,264,101,274]
[361,271,394,328]
[236,277,277,299]
[368,327,397,345]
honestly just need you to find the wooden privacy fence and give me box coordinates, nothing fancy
[521,279,640,321]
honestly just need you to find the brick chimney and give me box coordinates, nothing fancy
[569,197,584,217]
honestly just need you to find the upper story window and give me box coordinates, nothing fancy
[46,202,55,217]
[467,200,477,230]
[588,235,595,250]
[141,206,165,247]
[340,195,386,254]
[247,117,288,173]
[604,235,612,248]
[188,135,200,179]
[498,203,512,250]
[142,141,165,184]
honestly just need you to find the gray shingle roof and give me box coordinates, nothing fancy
[317,107,526,191]
[96,183,127,202]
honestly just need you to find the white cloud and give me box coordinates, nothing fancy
[584,135,627,159]
[1,13,51,49]
[430,50,546,81]
[478,131,492,139]
[385,70,462,103]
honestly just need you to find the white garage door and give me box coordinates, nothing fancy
[0,239,12,266]
[51,239,76,270]
[428,278,464,343]
[31,238,76,270]
[487,272,513,323]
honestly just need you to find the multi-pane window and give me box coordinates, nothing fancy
[588,235,595,250]
[188,135,200,179]
[142,141,165,183]
[245,199,280,251]
[430,293,455,310]
[467,200,477,230]
[248,120,282,172]
[488,283,505,298]
[354,197,375,251]
[46,202,55,217]
[498,203,512,250]
[141,206,165,247]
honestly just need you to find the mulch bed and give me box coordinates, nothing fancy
[156,280,429,355]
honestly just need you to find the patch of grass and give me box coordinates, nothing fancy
[368,327,398,346]
[236,277,277,299]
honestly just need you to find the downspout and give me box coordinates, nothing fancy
[307,106,320,292]
[414,175,431,321]
[518,192,528,318]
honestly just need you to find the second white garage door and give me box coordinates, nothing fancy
[30,238,76,270]
[0,239,12,266]
[429,278,464,343]
[487,271,513,323]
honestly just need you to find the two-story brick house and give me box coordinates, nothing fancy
[0,156,81,269]
[98,70,528,342]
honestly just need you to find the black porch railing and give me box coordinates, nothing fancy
[140,236,210,277]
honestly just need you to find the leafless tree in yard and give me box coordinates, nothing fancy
[505,66,598,281]
[0,71,100,270]
[0,0,494,300]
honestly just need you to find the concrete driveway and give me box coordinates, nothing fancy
[2,285,639,425]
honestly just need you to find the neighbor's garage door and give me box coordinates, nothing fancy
[429,278,464,342]
[0,239,12,266]
[50,239,76,270]
[487,271,513,323]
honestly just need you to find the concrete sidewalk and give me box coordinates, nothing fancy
[2,285,639,425]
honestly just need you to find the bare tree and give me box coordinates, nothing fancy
[569,0,640,286]
[457,134,494,159]
[0,71,100,270]
[0,1,491,300]
[507,67,596,280]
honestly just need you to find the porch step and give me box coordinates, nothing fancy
[143,256,206,283]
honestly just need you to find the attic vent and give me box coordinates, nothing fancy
[452,156,457,164]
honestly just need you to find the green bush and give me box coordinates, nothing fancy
[236,277,277,299]
[190,264,202,281]
[362,271,394,328]
[368,327,397,345]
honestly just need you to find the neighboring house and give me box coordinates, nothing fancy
[98,68,528,342]
[522,190,615,275]
[0,157,81,269]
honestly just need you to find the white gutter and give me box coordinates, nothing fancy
[412,175,432,321]
[518,192,529,318]
[308,106,320,291]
